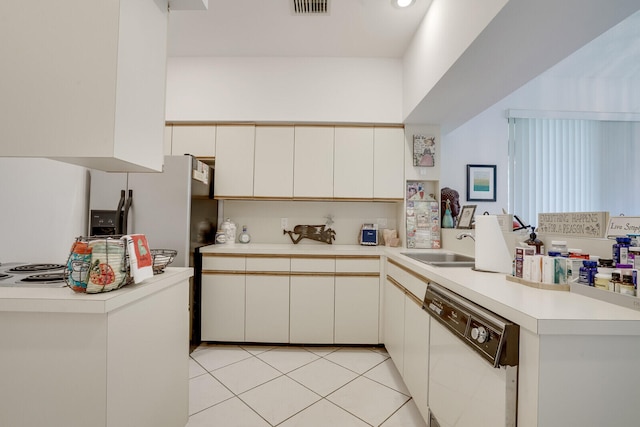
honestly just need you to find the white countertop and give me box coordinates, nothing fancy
[200,243,640,335]
[0,267,193,314]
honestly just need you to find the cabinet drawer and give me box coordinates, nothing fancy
[202,255,245,271]
[246,256,290,272]
[336,257,380,274]
[290,257,335,273]
[386,260,429,300]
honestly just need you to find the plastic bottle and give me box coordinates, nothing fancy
[579,260,598,286]
[550,240,568,257]
[594,266,613,290]
[524,226,544,255]
[613,237,631,265]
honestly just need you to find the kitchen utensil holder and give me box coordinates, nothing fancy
[64,235,133,293]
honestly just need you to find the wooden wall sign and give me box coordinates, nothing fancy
[537,212,608,238]
[606,216,640,238]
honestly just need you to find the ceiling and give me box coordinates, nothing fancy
[167,1,640,129]
[168,0,433,58]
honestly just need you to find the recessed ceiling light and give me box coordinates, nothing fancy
[393,0,416,8]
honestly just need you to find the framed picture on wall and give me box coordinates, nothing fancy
[413,135,435,167]
[466,164,496,202]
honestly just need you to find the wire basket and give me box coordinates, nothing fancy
[151,249,177,274]
[65,236,132,293]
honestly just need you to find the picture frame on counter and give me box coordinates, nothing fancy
[457,205,476,229]
[466,164,496,202]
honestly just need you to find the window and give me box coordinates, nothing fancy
[508,113,640,227]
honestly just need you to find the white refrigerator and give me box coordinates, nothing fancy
[88,155,218,268]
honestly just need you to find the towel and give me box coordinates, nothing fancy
[87,239,127,293]
[122,234,154,283]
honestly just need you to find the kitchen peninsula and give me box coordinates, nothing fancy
[199,243,640,426]
[0,268,192,427]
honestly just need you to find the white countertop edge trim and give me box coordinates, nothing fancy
[0,268,193,314]
[199,243,640,335]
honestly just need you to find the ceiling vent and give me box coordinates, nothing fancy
[292,0,329,15]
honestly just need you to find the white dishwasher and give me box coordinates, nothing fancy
[423,283,519,427]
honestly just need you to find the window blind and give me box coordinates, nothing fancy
[508,117,640,226]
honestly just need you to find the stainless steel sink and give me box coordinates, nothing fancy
[401,252,475,267]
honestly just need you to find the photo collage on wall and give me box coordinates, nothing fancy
[406,181,441,249]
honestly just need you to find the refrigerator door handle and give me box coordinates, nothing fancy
[115,189,126,235]
[122,189,133,235]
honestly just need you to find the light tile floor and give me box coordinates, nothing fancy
[188,344,428,427]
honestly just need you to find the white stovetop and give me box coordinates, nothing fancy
[201,243,640,336]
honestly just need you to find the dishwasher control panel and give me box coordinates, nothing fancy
[424,282,519,368]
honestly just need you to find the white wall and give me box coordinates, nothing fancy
[166,57,403,124]
[440,53,640,224]
[402,0,508,119]
[0,158,89,262]
[220,200,400,245]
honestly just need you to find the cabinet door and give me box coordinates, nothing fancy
[374,127,405,199]
[215,125,255,197]
[333,127,374,198]
[245,275,290,343]
[293,126,334,198]
[171,125,216,157]
[164,125,173,156]
[403,295,430,421]
[383,278,405,374]
[254,126,294,198]
[290,276,335,344]
[201,274,245,341]
[334,276,379,344]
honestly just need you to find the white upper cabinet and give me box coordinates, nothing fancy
[294,126,335,198]
[374,128,405,199]
[254,126,294,198]
[0,0,169,172]
[215,125,255,198]
[171,125,216,158]
[334,127,374,199]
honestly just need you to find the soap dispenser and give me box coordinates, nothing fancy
[524,226,544,254]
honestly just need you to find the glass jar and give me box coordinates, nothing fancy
[611,271,621,292]
[594,267,613,290]
[620,274,636,296]
[578,260,598,286]
[613,237,632,265]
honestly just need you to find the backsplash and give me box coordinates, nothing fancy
[220,200,401,245]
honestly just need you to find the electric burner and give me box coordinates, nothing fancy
[20,273,65,283]
[0,263,67,288]
[8,264,66,273]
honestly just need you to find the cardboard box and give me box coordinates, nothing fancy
[515,247,535,278]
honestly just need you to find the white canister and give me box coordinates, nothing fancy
[220,218,237,244]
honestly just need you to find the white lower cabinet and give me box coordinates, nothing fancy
[290,275,335,344]
[245,274,290,343]
[200,253,381,345]
[201,273,246,341]
[384,260,431,424]
[383,277,406,374]
[403,294,430,421]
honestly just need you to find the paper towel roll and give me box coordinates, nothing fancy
[475,215,513,274]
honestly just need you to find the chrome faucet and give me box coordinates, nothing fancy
[456,232,475,242]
